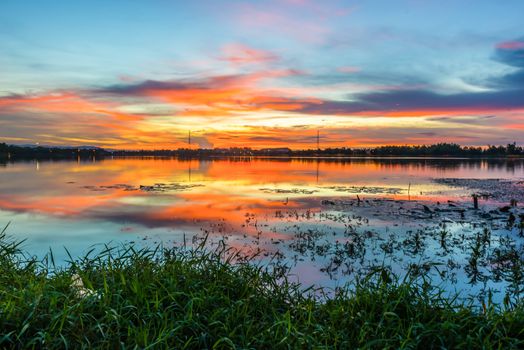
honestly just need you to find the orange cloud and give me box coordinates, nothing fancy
[0,92,142,122]
[113,70,314,116]
[505,124,524,130]
[2,65,524,150]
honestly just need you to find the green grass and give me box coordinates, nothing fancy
[2,231,524,349]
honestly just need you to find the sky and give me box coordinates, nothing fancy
[1,0,523,149]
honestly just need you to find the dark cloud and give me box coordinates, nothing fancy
[495,38,524,68]
[0,92,25,100]
[417,132,437,137]
[487,37,524,91]
[97,71,304,96]
[426,115,497,124]
[90,37,524,118]
[296,88,524,115]
[96,73,269,96]
[294,38,524,116]
[492,69,524,90]
[99,79,207,95]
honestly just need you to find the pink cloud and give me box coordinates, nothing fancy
[283,0,309,5]
[220,43,279,65]
[232,2,354,45]
[496,41,524,50]
[235,4,331,44]
[337,66,361,74]
[281,0,354,17]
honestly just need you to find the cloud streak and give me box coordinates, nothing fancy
[2,36,524,148]
[219,43,279,65]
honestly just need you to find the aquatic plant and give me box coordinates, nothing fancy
[439,225,449,251]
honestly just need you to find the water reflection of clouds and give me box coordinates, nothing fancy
[0,158,522,231]
[1,158,523,302]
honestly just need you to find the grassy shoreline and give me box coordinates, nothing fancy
[1,233,524,349]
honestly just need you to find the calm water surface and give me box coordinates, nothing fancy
[1,157,524,301]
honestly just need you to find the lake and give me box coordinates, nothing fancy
[1,157,524,302]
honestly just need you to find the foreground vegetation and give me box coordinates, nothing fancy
[2,232,524,349]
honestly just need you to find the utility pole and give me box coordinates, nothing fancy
[317,129,320,151]
[188,130,191,146]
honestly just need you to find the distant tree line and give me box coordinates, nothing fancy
[0,143,108,160]
[1,142,523,161]
[366,143,524,157]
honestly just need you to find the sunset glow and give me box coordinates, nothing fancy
[1,1,523,149]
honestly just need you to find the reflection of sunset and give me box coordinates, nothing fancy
[1,158,523,232]
[1,157,524,304]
